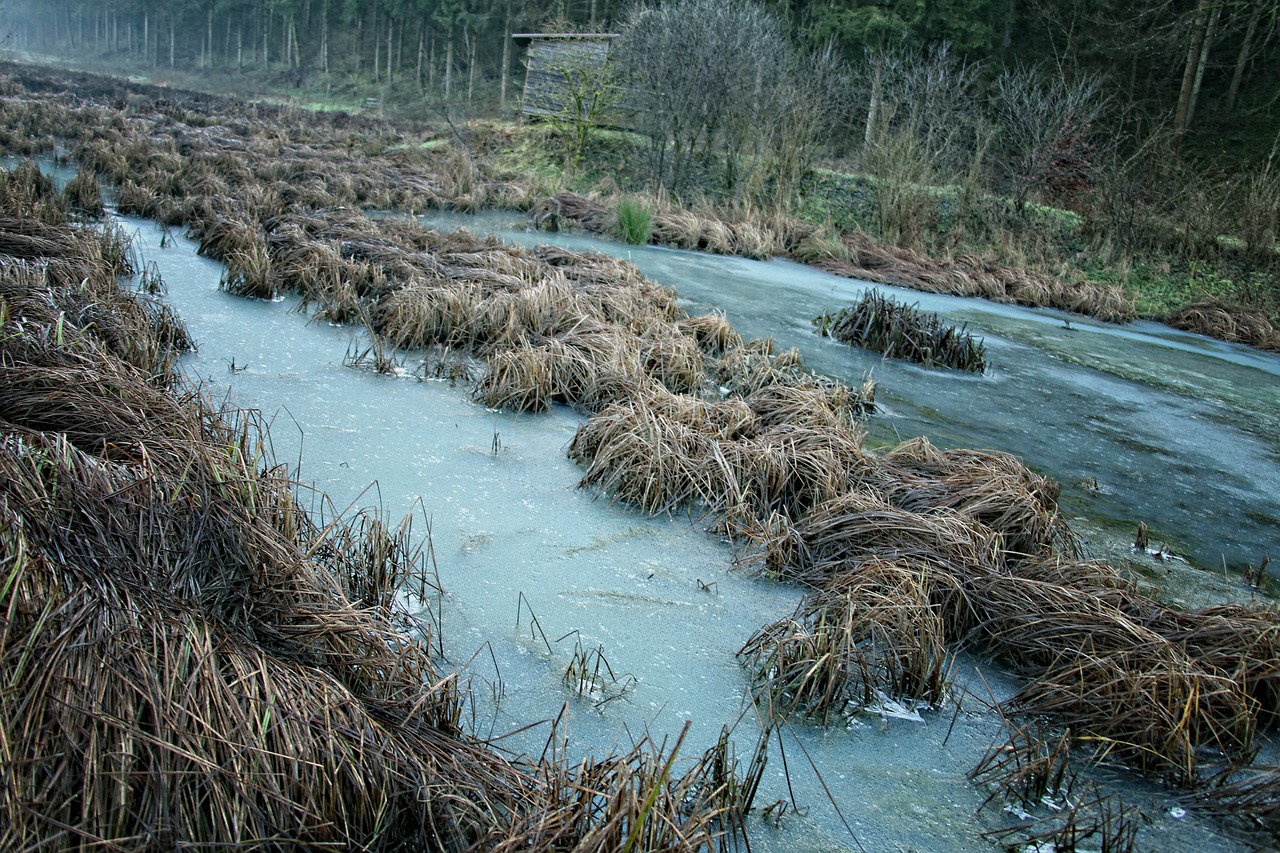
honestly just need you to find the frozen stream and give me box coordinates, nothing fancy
[120,209,1273,852]
[417,212,1280,583]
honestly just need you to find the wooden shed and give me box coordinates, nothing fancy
[512,33,619,120]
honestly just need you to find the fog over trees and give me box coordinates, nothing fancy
[0,0,1274,165]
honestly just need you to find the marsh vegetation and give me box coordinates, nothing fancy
[1,57,1277,852]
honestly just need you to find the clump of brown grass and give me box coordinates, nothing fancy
[1126,602,1280,730]
[744,381,872,431]
[816,288,988,372]
[1007,649,1255,784]
[536,190,614,233]
[719,425,868,521]
[740,557,953,721]
[218,238,276,299]
[1170,298,1280,353]
[875,436,1075,560]
[569,395,724,514]
[0,159,64,224]
[809,232,1136,323]
[62,166,105,218]
[737,489,997,589]
[638,325,706,394]
[679,312,744,356]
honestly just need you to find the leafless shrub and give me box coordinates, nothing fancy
[989,66,1109,214]
[614,0,849,207]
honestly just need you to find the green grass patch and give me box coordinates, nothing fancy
[614,196,653,245]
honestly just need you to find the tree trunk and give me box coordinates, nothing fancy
[417,25,425,89]
[467,28,476,103]
[444,32,453,100]
[322,0,329,74]
[1225,3,1262,116]
[1000,0,1018,60]
[1173,0,1211,150]
[864,55,882,149]
[500,3,512,109]
[1185,1,1220,129]
[387,19,393,82]
[169,15,175,68]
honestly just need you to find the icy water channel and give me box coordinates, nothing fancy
[120,209,1276,853]
[417,212,1280,586]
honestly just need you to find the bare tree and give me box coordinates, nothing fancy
[854,43,984,246]
[750,43,853,208]
[857,43,983,178]
[612,0,841,203]
[989,65,1108,213]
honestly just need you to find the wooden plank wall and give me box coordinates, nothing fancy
[520,37,612,119]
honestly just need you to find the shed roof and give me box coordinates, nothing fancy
[512,33,619,46]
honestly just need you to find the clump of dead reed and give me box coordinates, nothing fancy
[971,722,1077,813]
[679,311,744,356]
[1007,649,1255,784]
[61,166,104,218]
[569,395,724,514]
[474,343,562,412]
[570,376,874,524]
[875,436,1074,560]
[1125,602,1280,730]
[709,338,868,408]
[740,558,952,721]
[536,191,790,260]
[0,158,65,223]
[718,424,870,521]
[1170,298,1280,353]
[736,489,997,589]
[744,379,873,432]
[816,288,988,372]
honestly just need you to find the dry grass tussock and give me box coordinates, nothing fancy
[0,174,751,851]
[740,558,953,721]
[569,374,873,522]
[816,288,988,372]
[1170,298,1280,353]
